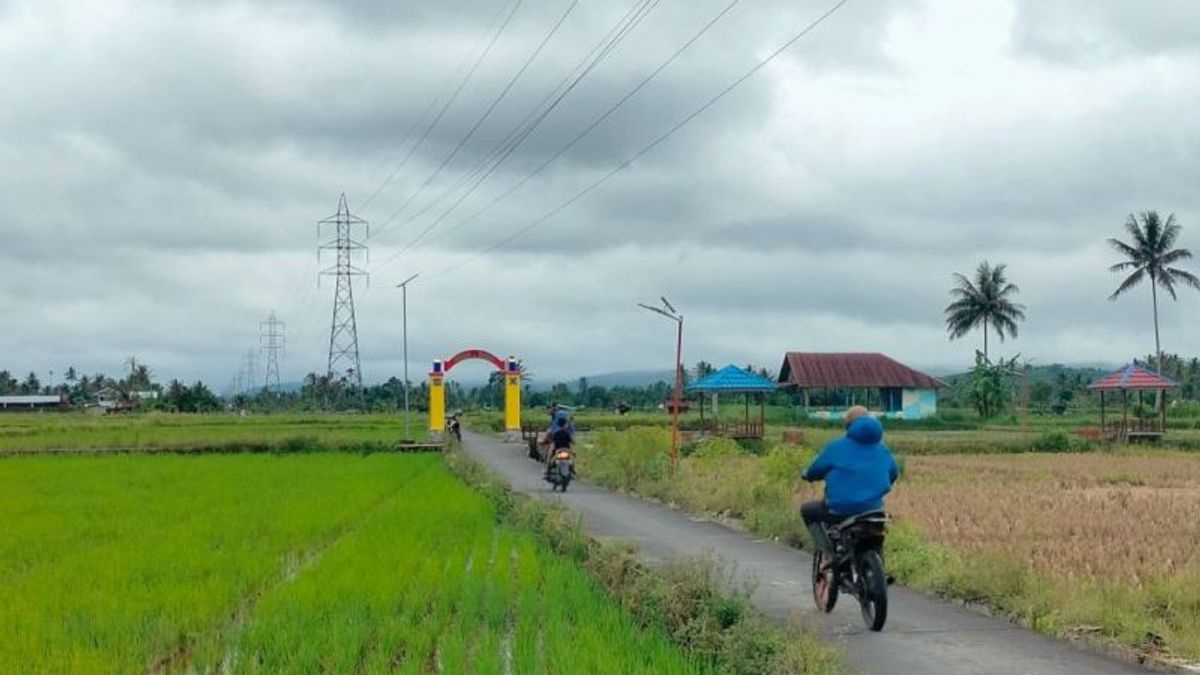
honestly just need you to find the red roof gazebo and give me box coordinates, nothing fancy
[1088,364,1177,442]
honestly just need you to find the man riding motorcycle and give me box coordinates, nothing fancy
[544,409,576,476]
[800,406,899,556]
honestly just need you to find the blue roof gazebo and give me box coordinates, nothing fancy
[688,365,777,439]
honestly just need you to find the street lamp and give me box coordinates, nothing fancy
[396,273,419,441]
[638,297,683,472]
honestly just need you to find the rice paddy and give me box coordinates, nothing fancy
[0,412,424,452]
[0,452,712,674]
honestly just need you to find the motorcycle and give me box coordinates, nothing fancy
[811,511,890,631]
[545,450,573,492]
[447,415,462,442]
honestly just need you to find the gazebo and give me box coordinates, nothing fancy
[1088,364,1177,442]
[688,365,777,439]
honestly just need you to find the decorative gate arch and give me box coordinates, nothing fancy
[429,349,522,439]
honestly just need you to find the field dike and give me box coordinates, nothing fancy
[443,449,846,675]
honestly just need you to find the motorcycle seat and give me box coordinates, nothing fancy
[829,510,888,533]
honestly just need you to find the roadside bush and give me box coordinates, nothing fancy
[1032,431,1072,452]
[691,436,744,459]
[587,427,672,494]
[761,444,816,485]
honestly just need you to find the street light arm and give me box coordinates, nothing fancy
[638,303,680,322]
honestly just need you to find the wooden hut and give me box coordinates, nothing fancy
[1088,364,1177,442]
[688,365,776,439]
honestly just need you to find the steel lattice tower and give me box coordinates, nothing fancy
[260,310,286,392]
[319,194,368,388]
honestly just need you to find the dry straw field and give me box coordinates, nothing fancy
[885,451,1200,659]
[890,452,1200,583]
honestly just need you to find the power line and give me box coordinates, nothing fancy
[374,0,655,243]
[398,0,743,257]
[358,0,522,215]
[372,0,661,270]
[370,0,580,238]
[424,0,855,283]
[371,0,525,230]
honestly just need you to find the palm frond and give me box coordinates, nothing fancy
[1166,267,1200,291]
[1158,248,1193,266]
[1108,267,1146,300]
[1108,237,1141,261]
[1125,214,1148,251]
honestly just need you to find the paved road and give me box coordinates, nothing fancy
[463,431,1152,675]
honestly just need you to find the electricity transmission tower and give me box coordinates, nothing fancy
[243,350,258,395]
[260,311,286,392]
[319,194,369,388]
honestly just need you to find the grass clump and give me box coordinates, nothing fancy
[446,450,845,674]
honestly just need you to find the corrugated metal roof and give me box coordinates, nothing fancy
[1088,364,1177,391]
[688,365,777,392]
[777,352,947,389]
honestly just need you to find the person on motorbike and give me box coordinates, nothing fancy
[545,409,576,476]
[800,405,899,557]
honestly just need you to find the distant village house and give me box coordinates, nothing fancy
[777,352,946,420]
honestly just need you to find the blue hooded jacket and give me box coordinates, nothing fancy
[802,416,898,514]
[547,409,574,442]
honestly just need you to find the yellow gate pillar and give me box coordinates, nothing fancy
[504,356,521,441]
[429,360,446,438]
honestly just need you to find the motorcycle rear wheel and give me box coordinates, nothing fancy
[857,550,888,631]
[811,550,838,613]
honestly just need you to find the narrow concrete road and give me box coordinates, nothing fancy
[463,431,1152,675]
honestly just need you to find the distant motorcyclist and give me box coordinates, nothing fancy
[545,409,576,475]
[800,406,898,555]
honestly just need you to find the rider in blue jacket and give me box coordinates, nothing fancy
[801,406,899,554]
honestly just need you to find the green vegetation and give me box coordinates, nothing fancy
[445,449,845,675]
[1107,211,1200,374]
[0,412,424,452]
[574,426,1200,663]
[0,452,723,674]
[943,261,1026,361]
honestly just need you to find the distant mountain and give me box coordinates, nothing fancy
[528,369,676,391]
[939,363,1112,388]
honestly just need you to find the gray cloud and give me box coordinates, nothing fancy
[2,0,1199,387]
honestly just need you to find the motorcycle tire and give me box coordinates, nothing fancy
[811,550,838,613]
[857,550,888,631]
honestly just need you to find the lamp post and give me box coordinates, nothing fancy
[638,296,683,472]
[396,273,419,441]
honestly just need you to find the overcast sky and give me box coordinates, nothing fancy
[3,0,1200,389]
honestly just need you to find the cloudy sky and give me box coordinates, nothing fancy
[3,0,1200,389]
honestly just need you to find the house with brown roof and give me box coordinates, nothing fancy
[777,352,947,420]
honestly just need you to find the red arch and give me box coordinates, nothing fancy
[444,349,505,372]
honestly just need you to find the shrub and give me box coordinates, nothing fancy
[1032,431,1071,452]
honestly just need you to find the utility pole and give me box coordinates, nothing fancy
[638,296,683,473]
[396,274,419,441]
[319,193,368,390]
[260,311,286,393]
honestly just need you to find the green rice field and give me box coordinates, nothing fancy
[0,452,711,674]
[0,412,425,452]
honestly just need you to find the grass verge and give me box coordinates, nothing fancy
[573,427,1200,668]
[444,448,846,675]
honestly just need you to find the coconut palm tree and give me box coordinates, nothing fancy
[944,261,1026,361]
[1108,211,1200,374]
